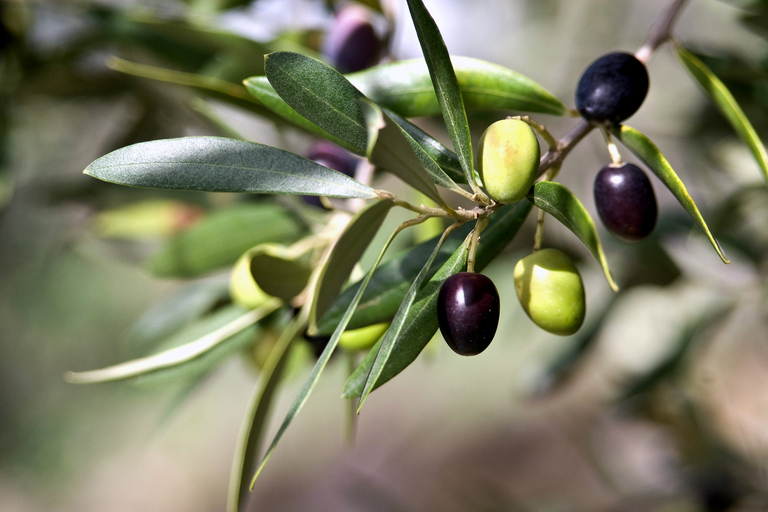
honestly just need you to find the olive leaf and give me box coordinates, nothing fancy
[85,136,378,199]
[148,203,305,278]
[308,199,394,332]
[343,200,533,398]
[265,52,368,154]
[248,244,313,301]
[405,0,477,191]
[244,76,359,153]
[612,125,729,264]
[250,217,414,489]
[228,313,303,512]
[64,301,281,384]
[527,181,619,291]
[676,45,768,184]
[362,100,462,204]
[347,57,569,117]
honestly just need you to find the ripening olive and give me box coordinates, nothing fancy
[477,119,540,204]
[437,272,500,356]
[594,163,657,242]
[229,252,271,309]
[513,249,585,336]
[323,4,381,73]
[575,52,649,125]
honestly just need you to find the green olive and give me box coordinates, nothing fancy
[338,322,389,351]
[229,252,271,309]
[477,119,540,204]
[513,248,585,336]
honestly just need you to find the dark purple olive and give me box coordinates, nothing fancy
[594,163,657,242]
[575,52,649,125]
[323,4,381,73]
[437,272,500,356]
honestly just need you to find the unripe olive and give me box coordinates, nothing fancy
[477,119,540,204]
[513,249,585,336]
[338,322,389,351]
[229,252,271,309]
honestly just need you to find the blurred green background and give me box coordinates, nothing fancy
[2,0,768,510]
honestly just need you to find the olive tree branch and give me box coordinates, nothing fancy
[636,0,690,63]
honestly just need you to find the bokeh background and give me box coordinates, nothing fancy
[2,0,768,510]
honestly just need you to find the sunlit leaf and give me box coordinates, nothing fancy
[528,181,618,291]
[85,137,377,198]
[612,125,729,264]
[148,203,304,278]
[362,101,460,203]
[64,301,281,384]
[343,200,533,398]
[348,57,569,117]
[405,0,477,190]
[265,52,368,154]
[309,199,394,331]
[676,45,768,184]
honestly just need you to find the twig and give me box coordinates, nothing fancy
[636,0,690,63]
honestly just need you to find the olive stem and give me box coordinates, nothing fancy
[636,0,690,63]
[602,128,624,166]
[466,216,489,273]
[537,120,594,178]
[512,115,558,151]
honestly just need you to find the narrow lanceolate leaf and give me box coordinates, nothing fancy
[356,224,460,412]
[309,199,394,332]
[149,203,303,277]
[85,137,377,198]
[251,221,410,488]
[528,181,619,291]
[228,314,304,512]
[64,300,281,384]
[612,125,729,264]
[265,52,368,154]
[362,101,461,203]
[244,77,360,153]
[405,0,477,190]
[342,200,533,399]
[348,57,569,117]
[676,46,768,184]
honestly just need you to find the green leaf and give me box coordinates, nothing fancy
[148,202,304,278]
[64,301,281,385]
[85,136,377,198]
[315,225,471,335]
[265,52,368,154]
[309,199,395,331]
[348,57,569,117]
[612,125,729,264]
[343,200,532,399]
[251,218,410,487]
[248,244,313,301]
[362,101,461,203]
[527,181,618,291]
[356,223,460,411]
[243,76,360,153]
[405,0,477,190]
[676,46,768,184]
[228,313,303,512]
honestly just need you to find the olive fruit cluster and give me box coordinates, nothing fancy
[594,163,657,242]
[477,118,540,204]
[575,52,649,125]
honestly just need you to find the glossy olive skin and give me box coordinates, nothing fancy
[477,119,540,204]
[594,163,657,242]
[437,272,500,356]
[575,52,649,125]
[514,249,585,336]
[323,5,381,73]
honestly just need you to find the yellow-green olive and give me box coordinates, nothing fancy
[513,249,585,336]
[477,119,540,204]
[338,322,389,351]
[229,252,271,309]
